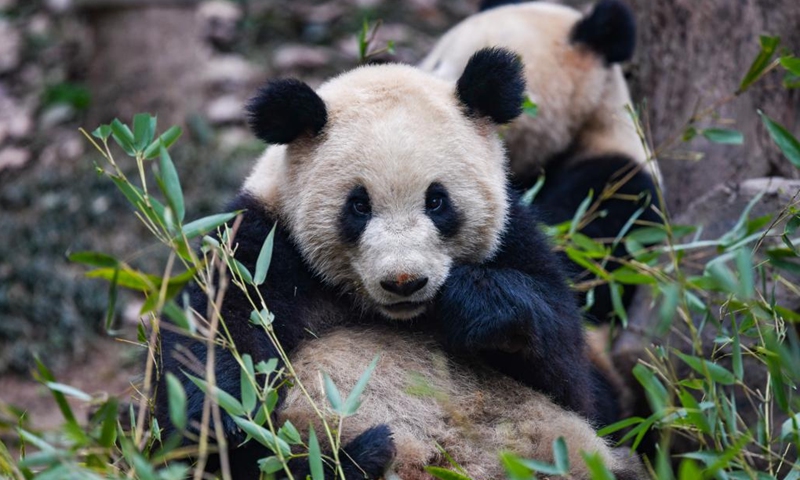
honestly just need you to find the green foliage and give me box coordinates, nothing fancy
[356,18,395,63]
[42,82,91,110]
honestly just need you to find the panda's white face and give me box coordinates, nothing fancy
[244,65,510,320]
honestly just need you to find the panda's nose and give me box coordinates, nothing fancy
[380,276,428,297]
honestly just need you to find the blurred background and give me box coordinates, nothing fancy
[0,0,797,431]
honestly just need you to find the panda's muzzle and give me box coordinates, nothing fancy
[380,277,428,297]
[382,301,428,315]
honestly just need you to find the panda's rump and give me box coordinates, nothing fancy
[279,327,640,479]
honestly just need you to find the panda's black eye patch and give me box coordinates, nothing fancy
[339,185,372,244]
[425,182,461,238]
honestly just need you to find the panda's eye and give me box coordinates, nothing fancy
[424,182,460,238]
[426,195,444,212]
[352,200,371,216]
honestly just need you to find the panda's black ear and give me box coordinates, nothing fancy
[456,47,525,125]
[246,79,327,144]
[571,0,636,64]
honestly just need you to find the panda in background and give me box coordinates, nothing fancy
[157,48,618,479]
[420,0,665,324]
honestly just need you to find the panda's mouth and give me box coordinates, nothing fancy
[380,301,428,319]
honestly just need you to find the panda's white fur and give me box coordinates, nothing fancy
[244,65,509,319]
[420,1,659,183]
[280,328,643,480]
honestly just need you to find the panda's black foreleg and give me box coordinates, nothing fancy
[434,190,594,417]
[435,264,593,417]
[156,193,334,472]
[288,424,396,480]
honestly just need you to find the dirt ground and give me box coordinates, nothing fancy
[0,332,140,436]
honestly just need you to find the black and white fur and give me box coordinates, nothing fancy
[156,49,613,479]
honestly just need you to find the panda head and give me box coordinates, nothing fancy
[420,0,647,176]
[243,48,524,320]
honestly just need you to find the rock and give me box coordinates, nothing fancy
[82,4,207,127]
[205,94,244,125]
[0,20,22,74]
[622,0,800,215]
[272,44,333,71]
[44,0,72,12]
[0,147,31,171]
[216,126,252,152]
[27,14,52,38]
[0,90,34,143]
[203,54,261,93]
[351,0,383,7]
[39,104,76,130]
[37,130,86,168]
[198,0,242,50]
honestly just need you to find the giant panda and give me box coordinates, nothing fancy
[420,0,665,323]
[156,48,630,478]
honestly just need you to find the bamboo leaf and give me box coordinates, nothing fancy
[342,355,380,416]
[552,437,570,474]
[258,456,285,474]
[322,372,343,413]
[254,223,277,285]
[278,420,302,445]
[309,426,324,480]
[241,354,257,414]
[232,417,291,456]
[110,118,135,155]
[67,251,119,268]
[738,35,780,92]
[158,146,185,223]
[143,125,183,159]
[424,467,474,480]
[522,95,538,118]
[166,373,187,431]
[97,398,118,448]
[180,211,241,240]
[45,382,92,401]
[702,128,744,145]
[580,451,615,480]
[185,373,246,417]
[520,174,546,206]
[92,124,112,141]
[105,267,119,331]
[780,55,800,76]
[759,111,800,169]
[675,351,735,385]
[133,113,155,152]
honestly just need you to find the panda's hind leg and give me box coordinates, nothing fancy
[339,424,397,479]
[288,424,396,480]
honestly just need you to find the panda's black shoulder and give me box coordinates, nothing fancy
[490,187,570,280]
[223,193,319,290]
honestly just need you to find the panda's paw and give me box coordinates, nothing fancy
[340,424,396,480]
[437,265,534,353]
